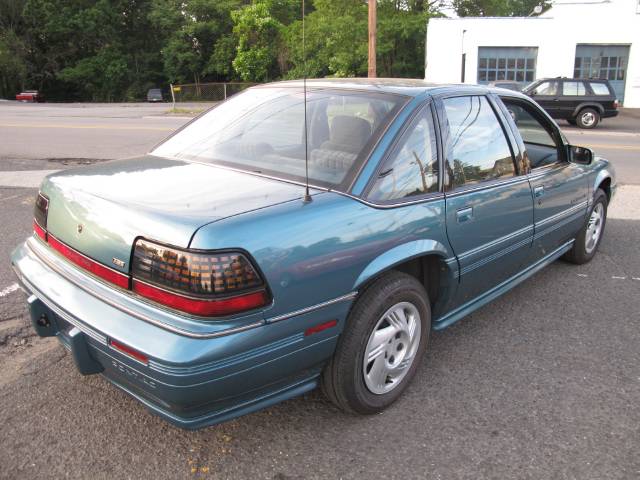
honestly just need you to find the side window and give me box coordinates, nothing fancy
[533,81,558,96]
[501,98,561,169]
[590,83,610,95]
[368,107,438,201]
[562,81,587,96]
[443,96,515,188]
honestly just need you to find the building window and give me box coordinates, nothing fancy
[477,47,538,84]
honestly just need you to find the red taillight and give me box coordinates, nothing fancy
[131,239,268,316]
[132,280,268,316]
[109,339,148,364]
[48,234,130,289]
[33,220,47,241]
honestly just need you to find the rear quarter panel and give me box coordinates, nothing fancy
[189,192,456,320]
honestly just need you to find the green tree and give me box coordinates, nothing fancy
[453,0,550,17]
[232,1,289,81]
[151,0,242,84]
[284,0,368,78]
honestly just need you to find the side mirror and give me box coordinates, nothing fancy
[568,145,593,165]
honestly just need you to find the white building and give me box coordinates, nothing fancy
[425,0,640,107]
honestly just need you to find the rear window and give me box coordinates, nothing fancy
[151,87,406,191]
[590,83,611,95]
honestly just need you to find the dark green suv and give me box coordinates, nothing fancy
[523,78,619,129]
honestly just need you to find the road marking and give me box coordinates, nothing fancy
[577,274,588,277]
[612,276,627,280]
[632,277,640,281]
[0,123,174,132]
[0,283,20,298]
[580,144,640,151]
[0,170,59,188]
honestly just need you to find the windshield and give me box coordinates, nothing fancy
[151,87,407,190]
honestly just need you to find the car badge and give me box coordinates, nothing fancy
[77,224,83,234]
[112,257,126,268]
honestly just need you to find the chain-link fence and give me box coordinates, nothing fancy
[169,82,258,105]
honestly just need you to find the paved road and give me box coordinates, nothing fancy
[0,104,639,479]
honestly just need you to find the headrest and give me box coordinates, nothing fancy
[329,115,372,153]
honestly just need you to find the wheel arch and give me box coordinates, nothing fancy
[593,168,614,202]
[572,102,604,117]
[353,240,458,316]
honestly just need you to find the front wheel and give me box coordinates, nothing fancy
[321,271,430,414]
[564,188,608,264]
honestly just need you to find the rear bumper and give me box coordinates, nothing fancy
[11,237,353,429]
[602,110,619,119]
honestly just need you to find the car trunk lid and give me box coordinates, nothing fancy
[40,156,311,274]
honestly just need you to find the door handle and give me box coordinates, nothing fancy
[456,207,473,223]
[534,185,544,198]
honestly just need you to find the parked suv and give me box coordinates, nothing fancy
[523,78,618,129]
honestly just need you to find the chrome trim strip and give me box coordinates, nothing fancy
[460,235,532,277]
[265,292,358,324]
[457,224,534,261]
[333,191,445,209]
[534,201,588,230]
[445,176,530,198]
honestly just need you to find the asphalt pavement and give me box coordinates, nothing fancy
[0,103,639,480]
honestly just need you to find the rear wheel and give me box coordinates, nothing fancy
[576,108,600,129]
[322,271,430,414]
[564,188,608,264]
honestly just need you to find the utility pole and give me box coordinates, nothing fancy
[368,0,376,78]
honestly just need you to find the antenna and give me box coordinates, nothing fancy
[302,0,312,203]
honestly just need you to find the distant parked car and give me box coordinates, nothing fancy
[488,81,522,91]
[523,78,618,129]
[16,90,44,102]
[147,88,164,102]
[12,80,616,429]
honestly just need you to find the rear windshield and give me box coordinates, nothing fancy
[151,87,406,190]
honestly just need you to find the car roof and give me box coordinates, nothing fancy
[254,77,533,99]
[533,77,611,83]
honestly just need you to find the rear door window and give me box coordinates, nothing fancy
[442,96,515,188]
[368,105,439,202]
[562,81,587,96]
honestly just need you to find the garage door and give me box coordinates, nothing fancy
[477,47,538,87]
[574,44,630,103]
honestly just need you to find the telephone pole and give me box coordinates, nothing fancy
[368,0,376,78]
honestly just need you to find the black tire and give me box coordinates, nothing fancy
[564,188,608,264]
[576,108,600,129]
[321,271,430,415]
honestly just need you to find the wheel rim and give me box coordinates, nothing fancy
[363,302,421,395]
[581,111,596,127]
[585,202,604,254]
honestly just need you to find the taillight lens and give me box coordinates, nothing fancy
[614,99,619,109]
[131,239,268,316]
[34,192,49,239]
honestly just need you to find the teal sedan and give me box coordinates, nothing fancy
[11,79,616,429]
